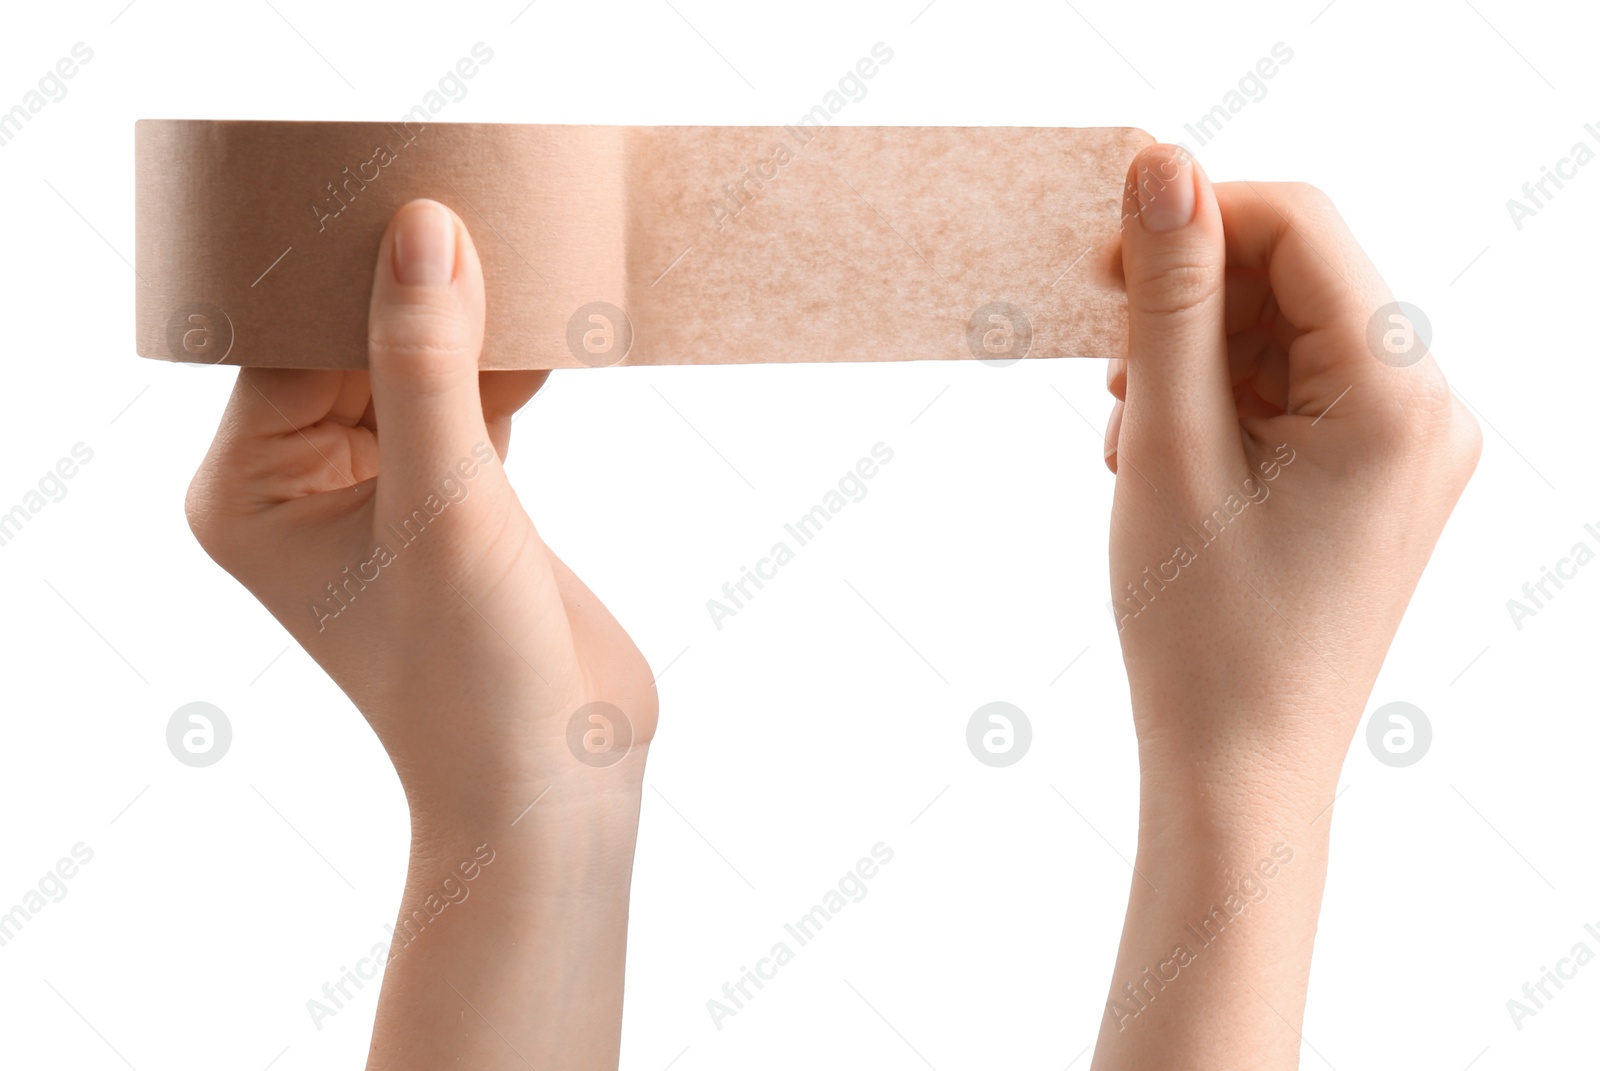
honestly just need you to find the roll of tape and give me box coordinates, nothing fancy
[135,120,1150,369]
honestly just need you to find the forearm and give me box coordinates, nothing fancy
[365,749,648,1071]
[1090,753,1336,1071]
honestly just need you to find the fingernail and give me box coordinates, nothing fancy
[392,200,457,287]
[1136,147,1196,233]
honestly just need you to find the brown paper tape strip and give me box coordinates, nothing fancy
[134,121,1151,370]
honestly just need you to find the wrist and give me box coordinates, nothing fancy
[372,752,645,1071]
[369,685,656,828]
[1093,755,1337,1068]
[1137,753,1340,840]
[1130,693,1357,831]
[1131,772,1331,900]
[404,744,649,874]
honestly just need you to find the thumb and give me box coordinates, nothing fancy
[366,199,499,505]
[1117,145,1239,478]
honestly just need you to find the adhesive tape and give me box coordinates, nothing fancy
[134,120,1151,369]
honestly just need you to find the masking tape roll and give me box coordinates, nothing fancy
[134,120,1151,369]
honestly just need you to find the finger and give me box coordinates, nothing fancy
[326,371,372,428]
[1106,357,1126,402]
[1104,398,1123,474]
[1232,376,1285,422]
[1226,322,1284,397]
[1213,182,1428,416]
[1214,182,1386,333]
[366,199,500,505]
[1224,269,1274,334]
[218,367,347,440]
[480,369,551,458]
[1231,329,1293,416]
[193,368,378,518]
[481,370,550,425]
[211,367,375,487]
[1118,144,1240,471]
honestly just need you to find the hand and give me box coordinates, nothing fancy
[1104,147,1479,797]
[186,198,657,811]
[186,199,656,1068]
[1090,145,1479,1069]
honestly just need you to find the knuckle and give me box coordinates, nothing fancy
[1367,401,1426,451]
[1280,183,1348,238]
[366,332,473,366]
[1130,259,1223,319]
[1285,181,1336,214]
[1365,376,1475,472]
[368,320,478,391]
[368,303,477,362]
[184,472,232,563]
[1448,398,1485,474]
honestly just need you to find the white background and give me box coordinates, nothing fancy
[1,1,1596,1068]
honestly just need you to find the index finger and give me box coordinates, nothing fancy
[1214,181,1443,417]
[1215,181,1390,338]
